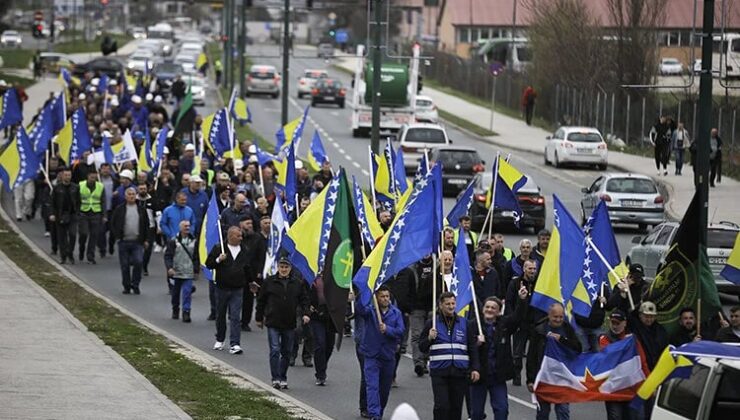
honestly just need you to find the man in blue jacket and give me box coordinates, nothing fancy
[181,175,209,233]
[356,285,405,420]
[160,191,197,240]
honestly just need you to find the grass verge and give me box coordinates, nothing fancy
[0,72,35,87]
[438,109,497,137]
[0,48,34,68]
[0,215,295,420]
[53,34,132,54]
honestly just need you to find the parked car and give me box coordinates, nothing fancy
[652,356,740,420]
[297,69,328,98]
[0,30,22,48]
[130,26,147,39]
[138,39,167,57]
[580,173,665,231]
[544,126,608,169]
[430,146,484,196]
[398,123,451,173]
[72,56,125,78]
[626,221,739,295]
[318,43,334,58]
[660,57,684,75]
[415,95,439,123]
[245,64,280,98]
[35,52,75,74]
[467,172,546,233]
[126,50,155,73]
[311,78,346,108]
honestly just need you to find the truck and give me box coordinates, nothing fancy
[351,44,420,138]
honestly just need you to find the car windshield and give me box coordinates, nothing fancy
[154,63,180,73]
[4,31,19,36]
[437,150,480,165]
[304,71,327,79]
[663,59,680,65]
[567,132,602,142]
[404,128,446,143]
[707,229,738,248]
[317,80,341,88]
[606,178,657,194]
[416,99,433,107]
[250,71,275,79]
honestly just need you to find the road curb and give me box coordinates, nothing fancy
[0,196,332,420]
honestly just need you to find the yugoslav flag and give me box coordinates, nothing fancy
[535,335,646,403]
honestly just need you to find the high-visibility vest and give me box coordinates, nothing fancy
[79,181,103,213]
[429,315,469,371]
[502,247,514,261]
[453,229,478,247]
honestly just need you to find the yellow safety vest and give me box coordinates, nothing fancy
[79,181,103,213]
[453,229,479,248]
[502,247,514,261]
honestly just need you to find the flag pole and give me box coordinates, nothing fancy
[257,162,266,197]
[470,282,484,336]
[386,138,398,207]
[368,145,377,212]
[294,193,300,218]
[488,152,500,240]
[216,217,225,254]
[585,235,634,311]
[432,253,438,316]
[357,228,382,326]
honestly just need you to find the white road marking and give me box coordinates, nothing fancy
[337,148,345,154]
[361,169,369,176]
[352,161,361,168]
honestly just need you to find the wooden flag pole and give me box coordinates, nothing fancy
[432,253,438,316]
[585,235,634,311]
[470,282,484,336]
[487,153,500,240]
[697,298,702,337]
[216,217,225,253]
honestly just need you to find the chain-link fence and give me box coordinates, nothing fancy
[420,49,739,179]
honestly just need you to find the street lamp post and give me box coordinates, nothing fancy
[696,0,714,245]
[370,0,383,154]
[281,0,291,126]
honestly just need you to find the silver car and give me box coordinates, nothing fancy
[246,64,280,98]
[626,221,740,296]
[580,173,665,231]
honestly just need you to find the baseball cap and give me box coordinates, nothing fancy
[184,144,196,152]
[639,301,657,315]
[278,256,291,265]
[119,169,134,180]
[629,263,645,278]
[190,175,203,183]
[610,309,627,321]
[217,172,230,181]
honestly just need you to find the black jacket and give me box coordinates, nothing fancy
[627,311,669,370]
[419,314,481,377]
[574,287,610,329]
[716,327,740,343]
[526,319,582,384]
[505,276,545,332]
[255,272,310,330]
[411,258,440,312]
[51,182,80,220]
[205,244,251,289]
[111,202,151,244]
[606,281,649,314]
[387,267,416,314]
[477,299,526,384]
[472,266,502,301]
[669,326,698,346]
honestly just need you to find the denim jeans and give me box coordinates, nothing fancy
[536,399,570,420]
[310,318,336,380]
[171,278,193,311]
[355,343,367,412]
[576,326,603,353]
[470,376,509,420]
[409,309,431,368]
[215,287,243,346]
[118,240,144,290]
[267,327,295,381]
[208,281,217,317]
[77,212,101,261]
[605,401,640,420]
[674,149,685,174]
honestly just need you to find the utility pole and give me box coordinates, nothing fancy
[281,0,290,126]
[239,0,247,98]
[228,0,236,91]
[696,0,714,245]
[222,0,229,88]
[370,0,383,154]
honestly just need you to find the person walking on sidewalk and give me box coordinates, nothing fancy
[164,220,199,323]
[522,86,537,126]
[255,257,311,390]
[77,171,105,264]
[206,226,251,355]
[111,188,150,295]
[649,116,671,176]
[710,128,723,187]
[51,167,80,265]
[671,122,691,175]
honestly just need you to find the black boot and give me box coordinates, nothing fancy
[512,373,522,386]
[172,308,179,320]
[182,311,191,323]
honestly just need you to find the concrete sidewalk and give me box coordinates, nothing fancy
[0,250,190,420]
[335,57,739,222]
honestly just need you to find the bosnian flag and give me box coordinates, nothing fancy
[534,335,646,403]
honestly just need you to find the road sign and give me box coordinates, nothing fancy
[335,29,349,44]
[489,62,505,77]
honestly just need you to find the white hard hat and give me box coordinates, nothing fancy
[163,146,170,154]
[120,169,134,180]
[78,93,86,100]
[184,144,196,152]
[234,159,244,170]
[248,144,257,154]
[109,96,119,107]
[91,78,100,86]
[295,160,304,170]
[145,93,153,101]
[154,95,163,103]
[131,95,142,104]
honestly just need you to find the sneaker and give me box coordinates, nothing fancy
[272,380,281,389]
[122,289,131,294]
[303,359,314,368]
[315,379,326,386]
[153,244,163,253]
[657,170,661,176]
[132,288,140,295]
[207,313,216,321]
[512,376,522,386]
[280,381,288,389]
[143,270,149,276]
[213,341,225,351]
[182,311,191,323]
[229,345,243,355]
[87,259,96,265]
[241,324,252,332]
[414,365,424,377]
[172,308,179,320]
[360,411,371,419]
[289,357,296,367]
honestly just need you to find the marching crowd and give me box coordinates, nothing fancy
[5,68,740,420]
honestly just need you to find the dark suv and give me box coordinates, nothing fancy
[467,172,546,233]
[311,79,346,108]
[429,146,484,196]
[72,57,125,78]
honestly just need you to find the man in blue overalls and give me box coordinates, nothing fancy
[420,291,481,420]
[356,285,405,420]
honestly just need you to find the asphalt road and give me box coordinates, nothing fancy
[6,43,737,420]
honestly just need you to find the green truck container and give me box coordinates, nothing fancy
[363,63,409,107]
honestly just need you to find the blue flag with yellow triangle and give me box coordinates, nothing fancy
[0,126,40,192]
[0,88,23,130]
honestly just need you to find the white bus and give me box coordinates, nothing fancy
[712,33,740,79]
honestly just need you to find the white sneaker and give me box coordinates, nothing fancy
[229,344,243,354]
[213,341,224,351]
[153,244,163,253]
[280,381,288,389]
